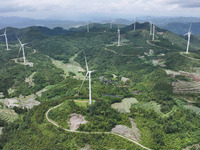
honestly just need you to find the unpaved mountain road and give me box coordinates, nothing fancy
[46,103,151,150]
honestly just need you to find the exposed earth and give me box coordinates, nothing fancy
[111,118,141,141]
[69,113,87,131]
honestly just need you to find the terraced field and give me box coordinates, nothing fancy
[172,81,200,93]
[0,109,18,123]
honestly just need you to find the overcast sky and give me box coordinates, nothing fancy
[0,0,199,20]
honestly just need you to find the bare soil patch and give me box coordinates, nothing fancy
[111,118,141,141]
[183,144,200,150]
[79,145,91,150]
[69,113,87,131]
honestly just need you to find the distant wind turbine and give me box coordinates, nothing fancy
[87,22,89,32]
[152,25,155,41]
[79,50,95,105]
[185,23,192,54]
[149,22,153,35]
[0,28,10,50]
[110,19,112,29]
[117,26,120,46]
[134,18,136,31]
[16,36,28,65]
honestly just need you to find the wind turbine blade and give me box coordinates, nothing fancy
[4,28,6,35]
[23,43,28,46]
[83,50,89,72]
[91,70,97,73]
[0,34,4,37]
[16,35,22,45]
[78,72,88,94]
[189,23,192,32]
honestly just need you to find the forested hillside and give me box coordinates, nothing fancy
[0,22,200,150]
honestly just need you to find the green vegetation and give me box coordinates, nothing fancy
[0,99,142,150]
[0,109,18,123]
[1,22,200,149]
[49,100,131,132]
[130,106,200,149]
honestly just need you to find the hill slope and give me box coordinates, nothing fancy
[0,23,200,150]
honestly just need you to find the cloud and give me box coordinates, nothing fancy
[167,0,200,8]
[0,0,199,19]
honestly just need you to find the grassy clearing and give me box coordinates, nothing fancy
[45,85,56,90]
[74,99,89,107]
[135,101,178,118]
[139,101,163,116]
[111,97,138,113]
[25,71,36,86]
[51,57,85,79]
[184,105,200,114]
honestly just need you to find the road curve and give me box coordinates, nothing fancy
[46,103,151,150]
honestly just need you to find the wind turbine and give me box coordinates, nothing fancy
[134,18,136,31]
[152,25,155,41]
[110,19,112,29]
[87,21,89,32]
[149,22,153,35]
[16,36,28,65]
[79,51,95,105]
[185,23,192,54]
[0,28,10,50]
[117,26,120,46]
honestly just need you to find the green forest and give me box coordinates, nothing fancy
[1,22,200,150]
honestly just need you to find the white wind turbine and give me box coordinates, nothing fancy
[152,25,155,41]
[134,18,136,31]
[185,23,192,54]
[0,28,10,50]
[16,36,28,65]
[149,22,153,35]
[110,19,112,29]
[79,51,95,105]
[117,26,120,46]
[87,21,89,32]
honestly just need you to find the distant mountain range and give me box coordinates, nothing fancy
[1,16,200,30]
[161,22,200,36]
[0,16,86,29]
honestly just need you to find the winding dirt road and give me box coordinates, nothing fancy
[46,103,151,150]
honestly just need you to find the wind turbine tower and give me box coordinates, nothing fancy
[87,22,89,32]
[134,18,136,31]
[152,25,155,41]
[0,28,10,50]
[16,36,28,65]
[117,26,120,46]
[149,22,153,35]
[110,20,112,29]
[185,23,192,54]
[79,51,95,105]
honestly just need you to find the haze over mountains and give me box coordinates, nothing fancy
[1,16,200,31]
